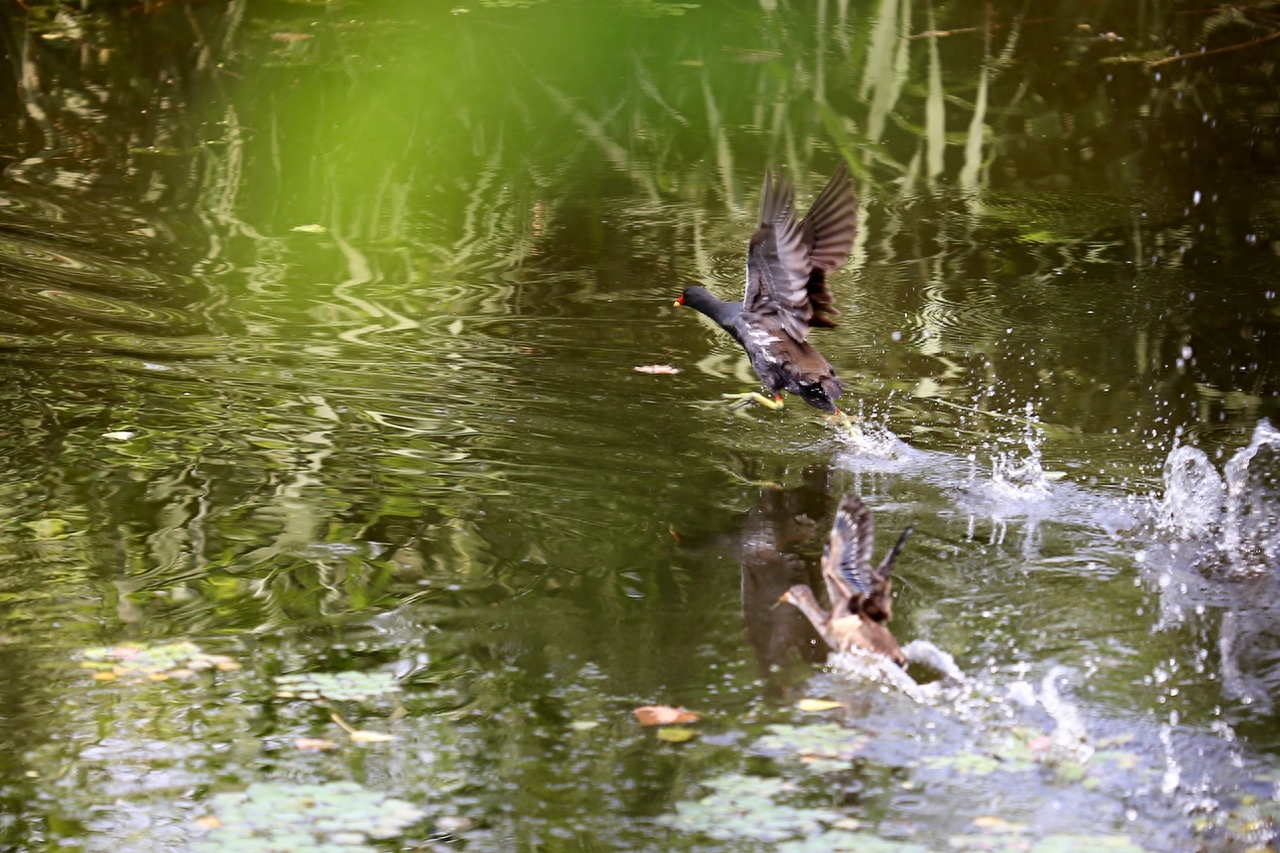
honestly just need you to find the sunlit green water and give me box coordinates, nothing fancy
[1,1,1279,850]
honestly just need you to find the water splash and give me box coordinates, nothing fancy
[1221,419,1280,576]
[1156,444,1225,539]
[975,402,1055,503]
[1158,420,1280,576]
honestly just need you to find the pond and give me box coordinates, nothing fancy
[1,1,1279,850]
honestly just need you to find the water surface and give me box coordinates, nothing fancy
[1,1,1279,850]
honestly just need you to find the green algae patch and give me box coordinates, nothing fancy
[194,781,426,852]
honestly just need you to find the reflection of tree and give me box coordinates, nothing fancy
[2,3,245,213]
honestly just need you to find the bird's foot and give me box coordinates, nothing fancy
[829,408,859,432]
[721,391,785,411]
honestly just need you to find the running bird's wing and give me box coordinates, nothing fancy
[743,165,857,342]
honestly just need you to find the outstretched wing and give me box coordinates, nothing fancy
[743,164,858,341]
[820,494,876,616]
[799,162,858,329]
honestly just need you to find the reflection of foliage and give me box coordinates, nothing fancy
[624,0,700,16]
[194,782,426,853]
[0,2,244,212]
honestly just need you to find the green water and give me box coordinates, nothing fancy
[1,1,1279,850]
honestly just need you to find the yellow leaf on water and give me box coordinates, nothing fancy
[294,737,338,751]
[973,815,1011,828]
[194,815,221,830]
[348,729,396,743]
[330,712,396,743]
[797,698,844,712]
[92,671,117,682]
[655,726,696,743]
[633,364,680,375]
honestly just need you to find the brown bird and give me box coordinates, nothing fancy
[781,494,912,665]
[676,163,858,413]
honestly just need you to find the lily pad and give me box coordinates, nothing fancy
[274,670,401,703]
[778,829,930,852]
[192,781,427,852]
[754,723,868,764]
[80,641,240,682]
[659,772,842,843]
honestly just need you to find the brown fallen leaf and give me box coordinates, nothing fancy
[634,705,700,726]
[194,815,221,830]
[633,364,680,375]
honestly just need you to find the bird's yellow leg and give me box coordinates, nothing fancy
[721,392,785,410]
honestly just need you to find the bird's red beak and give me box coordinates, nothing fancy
[674,294,686,306]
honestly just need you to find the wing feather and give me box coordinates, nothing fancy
[742,164,857,341]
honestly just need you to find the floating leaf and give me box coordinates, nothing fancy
[634,705,699,726]
[291,223,327,233]
[659,772,842,843]
[973,815,1013,829]
[656,726,696,743]
[192,781,425,852]
[569,720,600,731]
[634,364,680,375]
[102,431,136,441]
[1030,834,1146,853]
[349,729,396,744]
[331,713,396,743]
[275,670,401,703]
[436,815,474,833]
[80,641,239,683]
[797,698,843,712]
[754,723,866,764]
[294,737,337,751]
